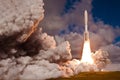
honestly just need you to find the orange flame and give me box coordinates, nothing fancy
[81,40,94,64]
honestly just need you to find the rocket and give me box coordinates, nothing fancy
[84,10,89,41]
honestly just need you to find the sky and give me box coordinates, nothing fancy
[92,0,120,27]
[92,0,120,43]
[64,0,120,29]
[42,0,120,43]
[41,0,120,64]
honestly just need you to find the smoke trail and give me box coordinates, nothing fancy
[0,48,110,80]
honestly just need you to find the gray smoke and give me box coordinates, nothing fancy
[0,0,44,36]
[0,0,44,59]
[0,0,113,80]
[42,0,120,64]
[0,49,110,80]
[0,28,110,79]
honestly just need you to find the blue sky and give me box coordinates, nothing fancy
[42,0,120,62]
[42,0,120,43]
[63,0,120,27]
[62,0,81,14]
[92,0,120,27]
[92,0,120,43]
[60,0,120,43]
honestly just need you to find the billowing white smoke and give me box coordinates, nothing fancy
[35,41,72,62]
[0,0,44,36]
[0,29,110,79]
[0,0,111,80]
[92,49,111,70]
[58,32,83,58]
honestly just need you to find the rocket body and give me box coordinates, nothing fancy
[84,31,89,41]
[84,10,89,41]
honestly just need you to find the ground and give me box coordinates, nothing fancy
[49,71,120,80]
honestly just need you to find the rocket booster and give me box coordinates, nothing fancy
[84,10,89,41]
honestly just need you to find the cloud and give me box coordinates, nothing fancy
[0,0,120,79]
[61,32,83,58]
[41,0,93,35]
[41,0,120,63]
[58,31,120,63]
[102,63,120,71]
[101,44,120,63]
[0,48,110,79]
[40,0,67,34]
[0,0,44,36]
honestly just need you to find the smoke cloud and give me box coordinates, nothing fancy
[0,0,119,80]
[0,0,44,36]
[41,0,120,63]
[0,44,110,79]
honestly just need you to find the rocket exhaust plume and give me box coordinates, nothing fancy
[81,10,94,64]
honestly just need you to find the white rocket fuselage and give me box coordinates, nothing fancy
[84,10,89,41]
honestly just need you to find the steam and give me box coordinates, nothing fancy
[0,28,110,79]
[0,0,44,36]
[42,0,120,62]
[0,0,118,80]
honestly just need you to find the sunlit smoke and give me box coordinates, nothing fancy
[0,0,111,80]
[81,40,94,64]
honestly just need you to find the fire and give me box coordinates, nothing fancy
[81,40,94,64]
